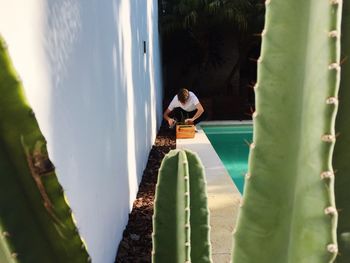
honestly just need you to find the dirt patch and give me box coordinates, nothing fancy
[115,125,176,263]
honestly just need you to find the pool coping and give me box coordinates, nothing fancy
[177,120,250,263]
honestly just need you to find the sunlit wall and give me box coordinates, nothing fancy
[0,0,163,262]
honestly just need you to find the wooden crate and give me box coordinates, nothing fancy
[176,125,195,139]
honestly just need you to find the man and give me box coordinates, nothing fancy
[163,88,206,127]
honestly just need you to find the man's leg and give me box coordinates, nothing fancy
[171,107,190,123]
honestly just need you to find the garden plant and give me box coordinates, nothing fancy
[233,0,350,262]
[0,36,90,262]
[152,149,211,263]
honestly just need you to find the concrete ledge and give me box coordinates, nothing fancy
[177,124,242,263]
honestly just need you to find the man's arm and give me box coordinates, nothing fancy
[185,103,204,124]
[163,108,175,126]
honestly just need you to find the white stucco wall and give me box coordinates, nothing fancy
[0,0,163,262]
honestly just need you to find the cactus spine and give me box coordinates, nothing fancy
[0,37,90,262]
[334,0,350,261]
[232,0,342,262]
[152,149,212,263]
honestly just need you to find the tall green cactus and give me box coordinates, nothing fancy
[334,0,350,262]
[152,149,212,263]
[0,36,90,262]
[232,0,342,262]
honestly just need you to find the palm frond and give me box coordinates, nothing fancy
[184,11,198,28]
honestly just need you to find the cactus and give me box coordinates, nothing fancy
[334,0,350,262]
[231,0,342,262]
[152,149,212,263]
[0,36,90,262]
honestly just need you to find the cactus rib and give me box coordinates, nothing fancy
[334,0,350,261]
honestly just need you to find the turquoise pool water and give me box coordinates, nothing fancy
[201,124,253,193]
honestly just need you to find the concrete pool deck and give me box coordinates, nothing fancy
[177,121,251,263]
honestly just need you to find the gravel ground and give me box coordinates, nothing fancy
[115,125,176,263]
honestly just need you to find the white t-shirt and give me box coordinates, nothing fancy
[168,91,200,112]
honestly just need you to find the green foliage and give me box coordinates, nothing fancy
[152,149,211,263]
[160,0,255,34]
[160,0,265,98]
[0,36,90,262]
[231,0,342,262]
[160,0,263,66]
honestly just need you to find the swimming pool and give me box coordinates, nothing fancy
[201,124,253,193]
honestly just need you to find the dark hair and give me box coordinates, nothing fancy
[177,88,189,103]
